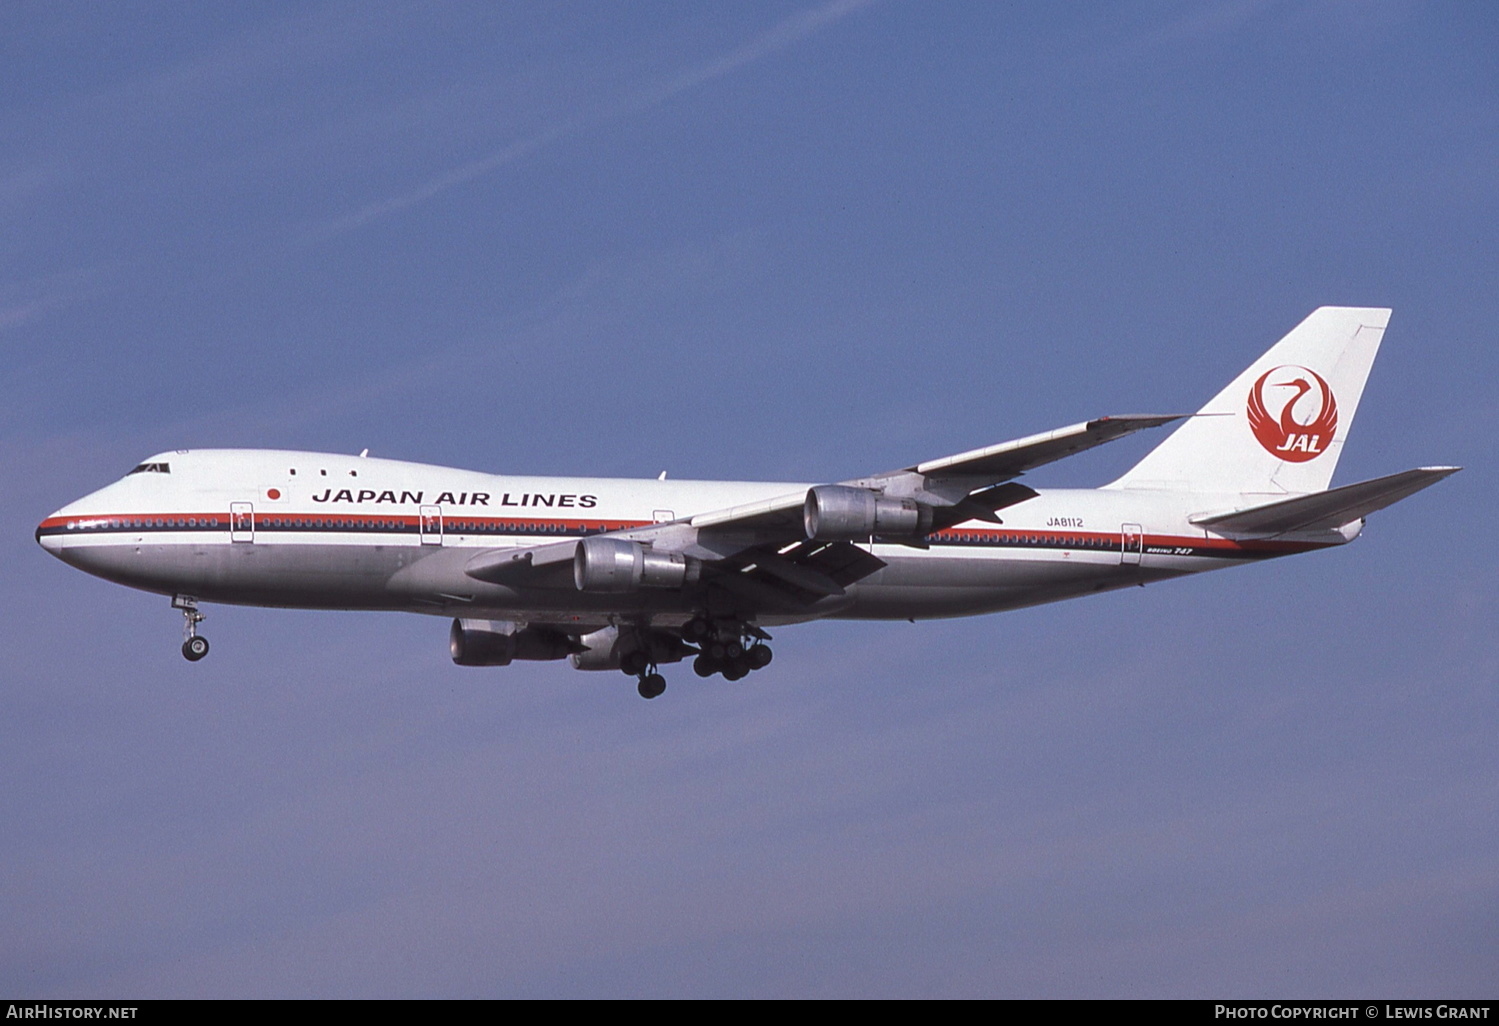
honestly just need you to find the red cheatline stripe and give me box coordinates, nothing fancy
[38,513,1334,556]
[36,512,648,532]
[927,525,1329,555]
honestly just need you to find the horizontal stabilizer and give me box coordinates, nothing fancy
[1191,467,1460,535]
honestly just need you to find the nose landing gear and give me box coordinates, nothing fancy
[173,595,209,661]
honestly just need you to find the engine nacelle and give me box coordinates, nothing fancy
[449,619,576,666]
[569,625,696,671]
[803,485,932,541]
[570,626,622,671]
[573,537,699,593]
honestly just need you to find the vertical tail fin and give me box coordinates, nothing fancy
[1106,307,1390,496]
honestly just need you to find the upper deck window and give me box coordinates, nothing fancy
[126,463,171,475]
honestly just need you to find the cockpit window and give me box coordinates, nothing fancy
[126,462,170,475]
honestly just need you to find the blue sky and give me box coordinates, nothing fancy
[3,1,1495,997]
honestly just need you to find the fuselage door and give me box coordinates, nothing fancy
[1121,523,1143,565]
[420,505,443,546]
[231,502,254,543]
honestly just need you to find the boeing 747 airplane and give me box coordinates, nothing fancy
[37,307,1457,698]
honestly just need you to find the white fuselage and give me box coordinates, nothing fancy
[37,449,1345,631]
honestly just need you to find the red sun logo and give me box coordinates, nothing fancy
[1246,365,1338,462]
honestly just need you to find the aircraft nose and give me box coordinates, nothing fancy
[36,510,62,553]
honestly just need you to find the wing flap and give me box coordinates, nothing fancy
[707,540,886,609]
[742,547,847,597]
[804,540,887,587]
[1191,467,1460,535]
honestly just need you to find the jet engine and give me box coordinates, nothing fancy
[449,619,578,666]
[803,485,932,541]
[569,627,622,671]
[573,537,700,593]
[569,625,696,671]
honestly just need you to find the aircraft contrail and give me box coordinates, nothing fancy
[308,0,878,240]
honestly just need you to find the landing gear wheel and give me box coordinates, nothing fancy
[746,644,773,669]
[693,655,718,678]
[683,617,712,642]
[174,596,207,661]
[708,638,745,661]
[620,650,650,676]
[722,658,749,682]
[637,673,666,699]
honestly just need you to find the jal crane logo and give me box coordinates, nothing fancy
[1247,365,1339,462]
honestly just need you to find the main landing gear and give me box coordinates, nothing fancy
[692,643,771,681]
[684,617,772,683]
[618,648,668,699]
[637,673,666,700]
[616,618,773,698]
[173,595,209,662]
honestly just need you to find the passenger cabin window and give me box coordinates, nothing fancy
[126,463,170,475]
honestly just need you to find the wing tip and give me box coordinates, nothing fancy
[1087,413,1187,430]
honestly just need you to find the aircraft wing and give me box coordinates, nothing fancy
[462,525,887,609]
[902,415,1183,480]
[673,411,1176,548]
[846,414,1183,508]
[688,490,806,533]
[463,414,1178,605]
